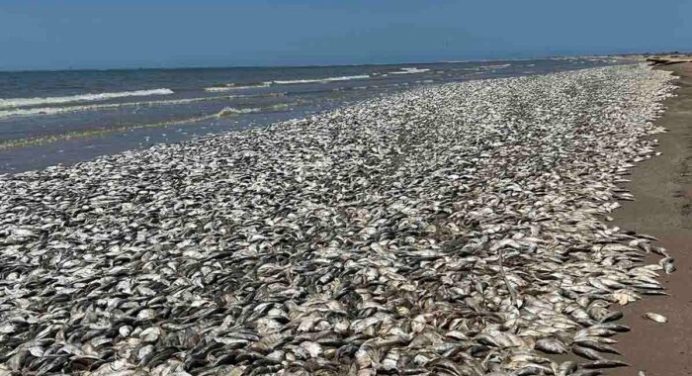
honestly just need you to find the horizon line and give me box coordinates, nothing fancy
[0,50,661,74]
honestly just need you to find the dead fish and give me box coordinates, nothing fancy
[594,322,630,333]
[556,360,578,376]
[572,345,605,360]
[582,359,629,369]
[643,312,668,323]
[575,339,620,355]
[659,257,676,274]
[0,64,676,376]
[599,310,623,323]
[570,371,603,376]
[534,338,567,354]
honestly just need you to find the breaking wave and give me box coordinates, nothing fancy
[272,75,370,85]
[0,95,239,119]
[216,107,262,117]
[215,103,291,117]
[0,88,174,110]
[1,103,298,150]
[389,67,431,75]
[205,75,371,91]
[204,82,271,92]
[481,63,512,70]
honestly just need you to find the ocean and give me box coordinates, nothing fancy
[0,57,623,173]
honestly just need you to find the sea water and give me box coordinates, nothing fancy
[0,57,623,173]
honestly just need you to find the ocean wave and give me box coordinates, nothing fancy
[481,63,512,70]
[0,102,299,150]
[0,103,297,150]
[389,67,431,75]
[332,85,371,92]
[216,107,262,117]
[0,113,220,151]
[215,103,291,117]
[272,75,370,85]
[0,88,174,110]
[205,87,241,92]
[0,95,242,119]
[205,75,370,90]
[204,82,271,92]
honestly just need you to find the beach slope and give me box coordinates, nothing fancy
[612,62,692,376]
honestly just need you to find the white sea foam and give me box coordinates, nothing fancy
[204,83,271,92]
[0,95,238,120]
[272,75,370,85]
[206,75,370,90]
[205,87,239,92]
[389,67,431,75]
[0,88,175,110]
[215,103,293,118]
[481,63,512,70]
[216,107,262,117]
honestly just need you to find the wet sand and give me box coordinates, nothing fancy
[612,62,692,375]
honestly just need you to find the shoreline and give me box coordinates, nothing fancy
[611,62,692,375]
[0,58,618,175]
[0,64,680,375]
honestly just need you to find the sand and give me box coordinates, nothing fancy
[611,62,692,375]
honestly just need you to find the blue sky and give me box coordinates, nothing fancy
[1,0,691,70]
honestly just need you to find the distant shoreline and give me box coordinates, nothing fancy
[0,54,627,74]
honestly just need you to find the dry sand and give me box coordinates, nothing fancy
[611,62,692,375]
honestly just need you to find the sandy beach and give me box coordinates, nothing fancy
[2,0,691,374]
[611,62,692,376]
[0,64,681,375]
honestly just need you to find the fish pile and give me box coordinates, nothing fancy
[0,64,678,375]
